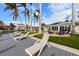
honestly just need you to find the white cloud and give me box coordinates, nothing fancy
[48,3,71,12]
[43,3,79,24]
[42,3,72,24]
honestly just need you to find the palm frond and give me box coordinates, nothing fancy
[30,3,32,5]
[17,3,26,8]
[10,11,14,16]
[36,9,40,13]
[4,6,13,11]
[4,3,18,21]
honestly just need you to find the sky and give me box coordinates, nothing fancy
[0,3,79,25]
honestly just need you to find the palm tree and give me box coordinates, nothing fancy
[33,18,36,29]
[29,3,32,32]
[19,3,30,31]
[9,23,15,30]
[33,9,42,33]
[0,21,4,24]
[4,3,23,26]
[19,3,26,31]
[26,9,30,31]
[33,4,42,33]
[33,11,39,32]
[72,3,76,34]
[39,3,42,33]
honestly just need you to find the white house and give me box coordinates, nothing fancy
[15,24,25,31]
[47,21,79,34]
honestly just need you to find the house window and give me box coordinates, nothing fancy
[64,27,67,31]
[48,27,50,30]
[60,26,64,31]
[52,26,58,31]
[60,26,68,31]
[52,27,54,30]
[55,27,58,31]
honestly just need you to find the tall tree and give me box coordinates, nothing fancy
[10,23,15,30]
[4,3,23,26]
[39,3,42,33]
[29,3,32,32]
[33,11,39,31]
[0,21,4,24]
[33,9,41,32]
[72,3,76,34]
[19,3,29,31]
[26,9,30,31]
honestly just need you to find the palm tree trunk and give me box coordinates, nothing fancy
[72,3,76,34]
[13,20,15,26]
[13,20,16,30]
[39,3,42,33]
[28,15,30,31]
[18,16,23,25]
[34,18,36,31]
[25,16,27,31]
[37,18,39,32]
[29,3,32,32]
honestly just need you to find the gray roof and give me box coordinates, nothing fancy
[48,22,72,27]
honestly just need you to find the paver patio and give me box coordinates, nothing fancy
[0,33,78,56]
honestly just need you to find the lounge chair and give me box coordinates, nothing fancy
[12,31,22,37]
[25,34,49,56]
[14,32,29,40]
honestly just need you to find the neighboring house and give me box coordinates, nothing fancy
[41,23,47,32]
[47,21,79,34]
[0,24,11,30]
[0,24,5,30]
[15,24,25,31]
[75,22,79,34]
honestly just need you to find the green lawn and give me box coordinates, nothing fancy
[33,33,44,39]
[33,33,79,50]
[21,31,37,35]
[29,32,37,35]
[48,34,79,50]
[21,31,27,34]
